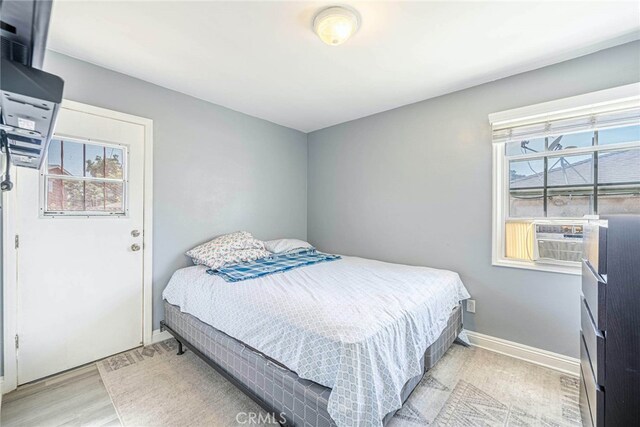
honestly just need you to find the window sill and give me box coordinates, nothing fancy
[492,258,581,276]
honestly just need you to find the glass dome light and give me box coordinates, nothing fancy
[313,6,360,46]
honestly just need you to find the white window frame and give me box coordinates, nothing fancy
[40,136,130,218]
[490,83,640,275]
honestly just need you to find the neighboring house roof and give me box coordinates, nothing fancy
[48,164,77,176]
[511,149,640,189]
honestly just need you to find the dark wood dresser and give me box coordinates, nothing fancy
[580,215,640,427]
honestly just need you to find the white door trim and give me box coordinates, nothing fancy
[2,174,18,394]
[2,100,153,394]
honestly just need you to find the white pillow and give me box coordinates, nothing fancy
[264,238,314,254]
[186,231,269,269]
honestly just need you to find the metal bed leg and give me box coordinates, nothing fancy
[177,339,186,355]
[454,337,470,347]
[454,327,471,348]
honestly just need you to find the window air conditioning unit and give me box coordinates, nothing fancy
[533,221,584,264]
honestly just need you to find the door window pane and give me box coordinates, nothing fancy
[46,177,63,211]
[61,140,84,177]
[46,178,86,212]
[85,181,106,211]
[105,147,124,179]
[85,144,105,178]
[105,182,124,212]
[47,139,62,174]
[62,180,85,211]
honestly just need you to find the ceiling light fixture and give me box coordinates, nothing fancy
[313,6,360,46]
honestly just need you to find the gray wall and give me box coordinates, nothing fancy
[43,51,308,331]
[2,42,637,376]
[307,40,640,358]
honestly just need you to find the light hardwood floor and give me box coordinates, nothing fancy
[1,363,120,427]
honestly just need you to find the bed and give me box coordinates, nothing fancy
[161,255,470,427]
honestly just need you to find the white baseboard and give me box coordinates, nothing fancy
[464,330,580,376]
[151,328,172,344]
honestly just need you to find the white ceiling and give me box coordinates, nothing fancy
[48,1,640,133]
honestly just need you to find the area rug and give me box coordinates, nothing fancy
[389,344,581,427]
[98,339,581,427]
[97,339,278,426]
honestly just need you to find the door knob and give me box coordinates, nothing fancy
[131,230,140,237]
[131,243,141,252]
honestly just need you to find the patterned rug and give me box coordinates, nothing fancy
[98,339,278,426]
[98,340,581,427]
[389,344,581,427]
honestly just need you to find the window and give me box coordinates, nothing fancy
[491,84,640,274]
[43,138,127,216]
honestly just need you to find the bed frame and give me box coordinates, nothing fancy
[160,301,463,427]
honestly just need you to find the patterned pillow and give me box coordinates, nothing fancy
[201,248,272,270]
[186,231,268,268]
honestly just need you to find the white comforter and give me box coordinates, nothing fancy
[162,256,469,427]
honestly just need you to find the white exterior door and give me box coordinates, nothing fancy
[16,104,146,384]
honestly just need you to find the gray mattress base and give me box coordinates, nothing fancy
[164,301,462,427]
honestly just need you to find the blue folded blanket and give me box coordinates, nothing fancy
[207,249,341,282]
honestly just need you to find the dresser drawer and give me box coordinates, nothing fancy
[580,371,594,427]
[582,260,606,331]
[581,336,605,427]
[581,300,605,385]
[583,223,607,276]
